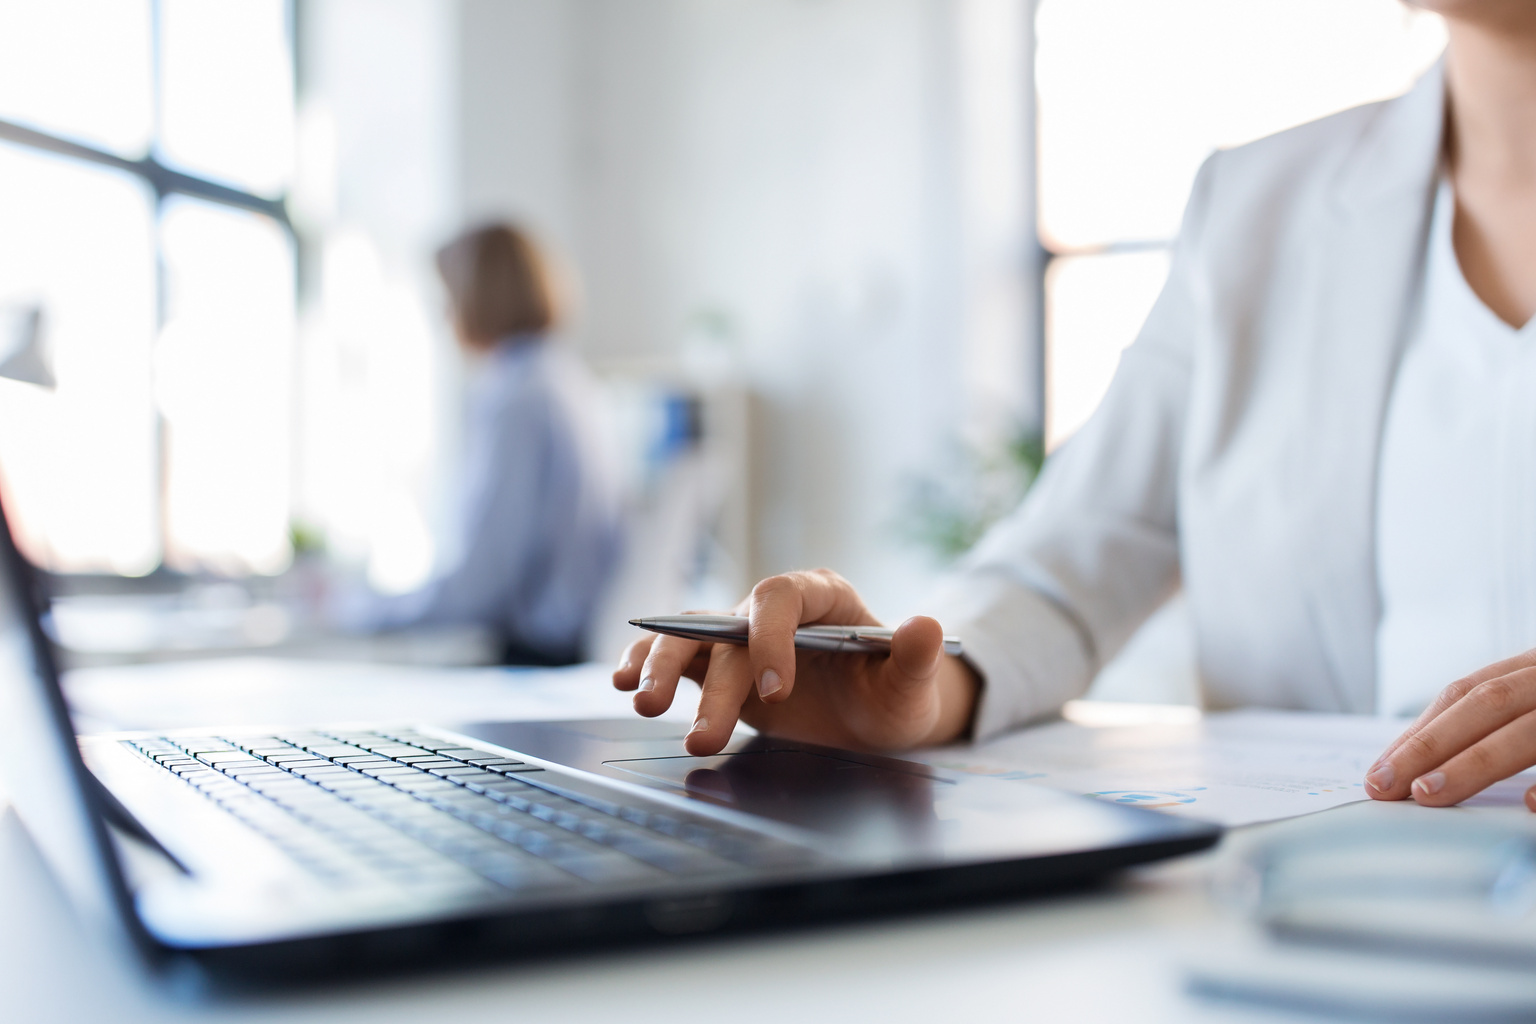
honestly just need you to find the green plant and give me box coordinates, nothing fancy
[896,427,1044,562]
[287,519,328,558]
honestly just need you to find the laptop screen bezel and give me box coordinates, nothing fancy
[0,492,153,958]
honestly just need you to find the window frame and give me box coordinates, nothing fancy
[0,0,297,578]
[1025,0,1175,448]
[1034,239,1173,450]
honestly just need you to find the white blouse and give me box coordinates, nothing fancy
[1375,178,1536,717]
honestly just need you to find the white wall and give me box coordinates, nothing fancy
[295,0,461,590]
[453,0,1035,620]
[297,1,1034,616]
[457,0,580,259]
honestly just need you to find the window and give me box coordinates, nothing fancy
[0,0,296,576]
[157,197,295,575]
[1036,0,1447,449]
[0,146,158,574]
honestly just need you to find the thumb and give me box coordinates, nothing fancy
[883,615,945,694]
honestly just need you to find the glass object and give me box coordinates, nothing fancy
[0,143,158,573]
[1036,0,1447,249]
[157,196,295,575]
[1045,251,1170,450]
[158,0,295,196]
[0,0,154,156]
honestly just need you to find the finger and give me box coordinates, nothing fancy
[886,616,945,685]
[616,636,710,691]
[634,634,703,718]
[1378,677,1480,758]
[1460,648,1536,689]
[1366,667,1536,800]
[864,616,945,727]
[1374,650,1536,769]
[612,634,656,690]
[686,642,755,755]
[745,576,807,706]
[1369,677,1485,787]
[1406,706,1536,807]
[748,569,874,706]
[680,649,713,682]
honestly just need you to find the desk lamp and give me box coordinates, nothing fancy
[0,304,54,390]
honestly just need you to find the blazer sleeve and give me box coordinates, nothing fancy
[935,153,1221,741]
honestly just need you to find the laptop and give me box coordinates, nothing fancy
[0,496,1220,980]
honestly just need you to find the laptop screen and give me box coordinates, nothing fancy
[0,494,127,933]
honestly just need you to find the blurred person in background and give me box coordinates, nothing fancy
[338,223,621,665]
[615,0,1536,810]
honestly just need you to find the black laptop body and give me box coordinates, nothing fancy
[0,497,1220,980]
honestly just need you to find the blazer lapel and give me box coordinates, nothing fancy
[1296,62,1445,711]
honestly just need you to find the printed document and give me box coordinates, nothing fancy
[915,704,1429,827]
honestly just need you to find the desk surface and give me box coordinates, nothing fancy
[4,658,1528,1024]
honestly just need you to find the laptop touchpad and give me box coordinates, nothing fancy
[605,750,948,834]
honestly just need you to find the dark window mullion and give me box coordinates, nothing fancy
[1034,237,1175,445]
[1040,239,1173,261]
[0,118,290,229]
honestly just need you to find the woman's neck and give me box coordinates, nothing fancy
[1444,18,1536,181]
[1442,13,1536,329]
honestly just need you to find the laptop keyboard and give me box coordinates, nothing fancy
[125,729,805,894]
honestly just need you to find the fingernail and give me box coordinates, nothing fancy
[689,717,709,734]
[1413,771,1446,797]
[758,669,782,699]
[638,676,656,693]
[616,656,631,673]
[1365,762,1395,792]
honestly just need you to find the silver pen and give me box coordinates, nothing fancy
[629,615,963,657]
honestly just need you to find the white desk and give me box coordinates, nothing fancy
[2,658,1523,1023]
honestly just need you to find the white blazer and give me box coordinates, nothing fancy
[940,63,1448,740]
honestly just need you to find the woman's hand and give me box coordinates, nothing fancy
[1366,648,1536,808]
[611,568,980,756]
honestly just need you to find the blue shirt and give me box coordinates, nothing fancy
[347,337,622,660]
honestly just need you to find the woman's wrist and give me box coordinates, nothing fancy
[924,654,981,746]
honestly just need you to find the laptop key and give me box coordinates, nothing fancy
[608,834,716,873]
[577,820,613,843]
[559,792,623,817]
[199,752,265,765]
[392,777,457,792]
[429,767,495,781]
[542,845,660,884]
[487,791,533,812]
[178,742,239,754]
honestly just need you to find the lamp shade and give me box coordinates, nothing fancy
[0,305,54,390]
